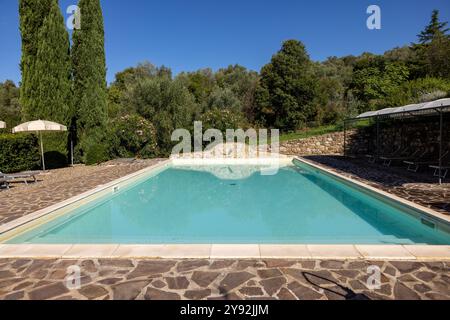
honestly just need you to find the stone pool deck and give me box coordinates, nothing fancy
[0,159,164,225]
[304,155,450,215]
[0,259,448,300]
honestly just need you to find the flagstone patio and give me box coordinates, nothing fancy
[304,155,450,215]
[0,258,448,300]
[0,159,164,225]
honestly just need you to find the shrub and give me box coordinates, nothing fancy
[384,77,450,107]
[43,151,68,169]
[108,114,158,158]
[0,134,41,173]
[200,109,247,133]
[84,142,110,165]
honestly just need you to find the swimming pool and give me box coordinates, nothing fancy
[4,159,450,245]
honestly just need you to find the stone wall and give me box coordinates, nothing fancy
[279,131,347,156]
[278,115,450,157]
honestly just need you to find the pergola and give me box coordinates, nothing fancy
[344,98,450,184]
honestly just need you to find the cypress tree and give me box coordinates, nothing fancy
[71,0,108,161]
[19,0,53,119]
[31,0,71,123]
[19,0,72,167]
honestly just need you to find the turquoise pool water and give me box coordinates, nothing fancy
[7,162,450,244]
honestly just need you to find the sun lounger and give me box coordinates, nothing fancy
[429,164,450,179]
[380,149,423,167]
[404,151,450,172]
[366,146,402,163]
[0,177,10,189]
[0,171,40,185]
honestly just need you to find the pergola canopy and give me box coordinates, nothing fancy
[344,98,449,184]
[354,98,450,120]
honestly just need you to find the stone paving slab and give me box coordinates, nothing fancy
[0,159,164,225]
[304,156,450,214]
[0,259,448,300]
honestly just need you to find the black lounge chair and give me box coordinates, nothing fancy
[0,177,10,189]
[380,149,423,167]
[404,151,450,172]
[430,164,450,179]
[0,171,40,185]
[366,146,402,164]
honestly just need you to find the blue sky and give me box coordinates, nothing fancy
[0,0,449,84]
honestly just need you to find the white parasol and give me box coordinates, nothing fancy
[12,120,67,171]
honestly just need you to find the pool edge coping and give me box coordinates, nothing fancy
[0,244,448,261]
[0,159,173,236]
[295,157,450,226]
[0,157,448,261]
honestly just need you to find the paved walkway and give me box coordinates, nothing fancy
[304,156,450,215]
[0,159,164,225]
[0,259,448,300]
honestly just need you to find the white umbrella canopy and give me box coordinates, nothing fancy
[12,120,67,171]
[0,121,6,129]
[12,120,67,133]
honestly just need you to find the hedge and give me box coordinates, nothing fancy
[0,134,41,173]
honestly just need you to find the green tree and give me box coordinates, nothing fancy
[72,0,108,162]
[0,81,21,128]
[418,10,449,44]
[177,69,216,108]
[414,10,450,79]
[214,65,259,122]
[206,87,242,111]
[350,55,409,110]
[19,0,53,120]
[27,0,72,164]
[123,77,197,155]
[29,0,71,124]
[255,40,319,131]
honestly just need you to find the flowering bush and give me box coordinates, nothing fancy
[108,114,158,158]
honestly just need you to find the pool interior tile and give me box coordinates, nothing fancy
[259,245,311,258]
[210,244,260,258]
[403,245,450,260]
[355,245,416,260]
[63,244,120,258]
[307,245,362,259]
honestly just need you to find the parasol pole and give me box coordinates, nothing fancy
[39,131,46,171]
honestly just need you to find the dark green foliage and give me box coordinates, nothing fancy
[29,1,71,124]
[72,0,108,161]
[0,134,40,173]
[384,77,450,107]
[43,150,68,169]
[0,81,21,128]
[19,0,54,119]
[413,10,450,79]
[108,115,158,158]
[177,69,216,107]
[417,10,449,44]
[123,76,196,155]
[84,142,110,165]
[29,1,71,161]
[350,56,410,110]
[18,0,71,166]
[255,40,319,131]
[200,109,247,133]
